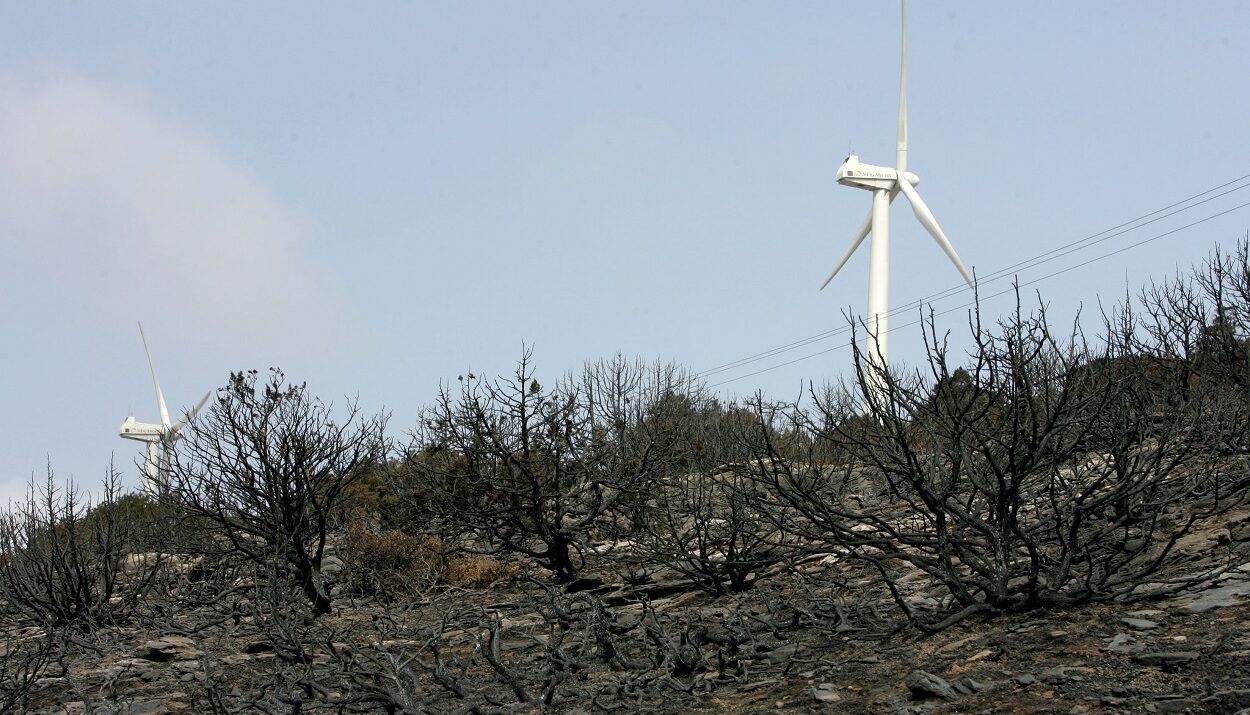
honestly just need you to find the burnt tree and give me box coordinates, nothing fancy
[167,369,386,616]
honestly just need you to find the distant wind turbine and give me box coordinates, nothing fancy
[821,0,974,406]
[118,324,209,496]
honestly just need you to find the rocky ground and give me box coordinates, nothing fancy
[6,505,1250,714]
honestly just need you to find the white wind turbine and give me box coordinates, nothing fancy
[118,324,210,496]
[821,0,974,407]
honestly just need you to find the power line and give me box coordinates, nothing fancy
[705,189,1250,389]
[926,176,1250,305]
[698,173,1250,381]
[698,174,1250,380]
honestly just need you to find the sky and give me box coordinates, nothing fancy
[2,2,1249,502]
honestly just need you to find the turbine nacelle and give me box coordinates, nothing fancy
[835,156,920,192]
[118,415,192,445]
[119,415,163,442]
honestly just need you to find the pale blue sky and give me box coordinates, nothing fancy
[2,2,1249,500]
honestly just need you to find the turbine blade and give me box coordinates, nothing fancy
[896,0,908,173]
[173,392,211,433]
[897,180,974,287]
[820,208,874,290]
[139,323,171,428]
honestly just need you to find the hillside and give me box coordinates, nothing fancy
[6,512,1250,713]
[2,241,1248,713]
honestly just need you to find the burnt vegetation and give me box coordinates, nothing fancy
[2,240,1249,712]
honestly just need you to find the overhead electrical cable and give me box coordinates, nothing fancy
[703,183,1250,389]
[698,174,1250,381]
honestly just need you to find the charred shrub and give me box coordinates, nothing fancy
[0,466,162,631]
[166,369,386,616]
[755,284,1250,632]
[406,351,692,582]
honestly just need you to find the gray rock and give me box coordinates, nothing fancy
[1174,580,1250,614]
[1120,617,1160,631]
[1152,698,1199,714]
[953,678,986,694]
[1041,666,1075,683]
[125,702,161,715]
[321,555,345,576]
[905,670,958,701]
[1229,515,1250,542]
[904,596,940,611]
[1204,690,1250,707]
[767,643,799,665]
[134,636,201,662]
[1132,651,1200,667]
[1015,674,1037,687]
[1105,633,1144,654]
[810,683,842,703]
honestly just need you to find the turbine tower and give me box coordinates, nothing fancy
[118,324,209,496]
[821,0,974,408]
